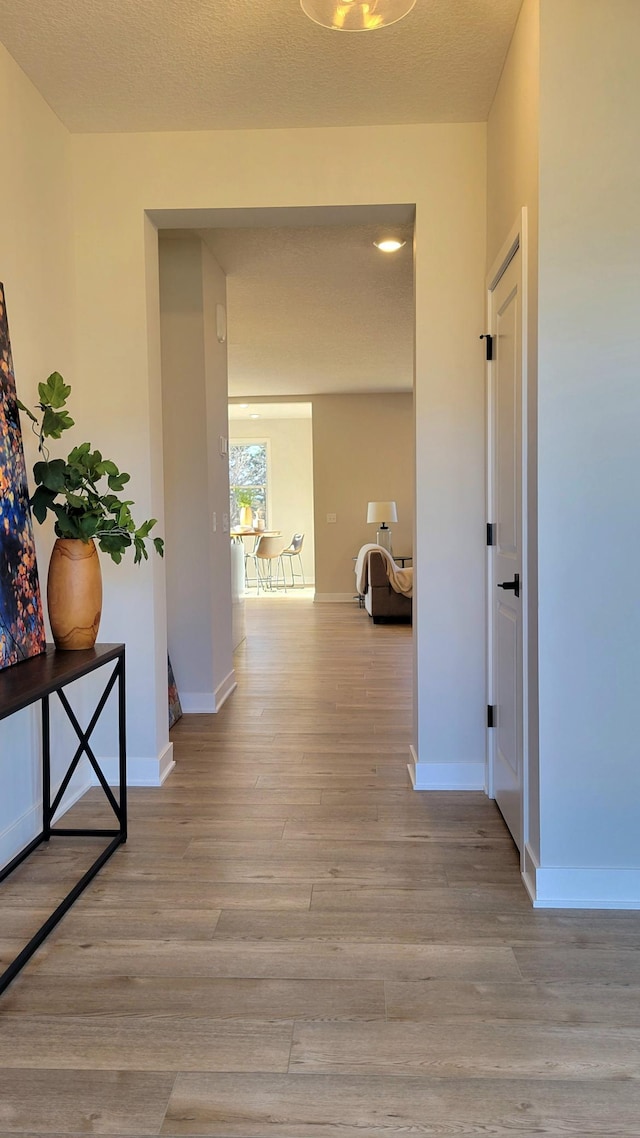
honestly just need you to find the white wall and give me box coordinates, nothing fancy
[487,0,540,854]
[230,416,315,584]
[534,0,640,904]
[412,137,487,790]
[160,236,235,714]
[202,242,236,705]
[0,43,86,867]
[68,123,488,796]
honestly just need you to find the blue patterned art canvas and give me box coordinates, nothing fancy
[168,655,182,728]
[0,284,46,669]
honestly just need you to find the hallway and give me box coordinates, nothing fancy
[1,600,640,1135]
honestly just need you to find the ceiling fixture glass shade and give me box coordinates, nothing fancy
[373,238,407,252]
[301,0,416,31]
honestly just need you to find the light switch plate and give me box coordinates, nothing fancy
[326,513,337,523]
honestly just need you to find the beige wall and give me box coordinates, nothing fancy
[230,416,315,584]
[487,0,541,856]
[68,122,487,784]
[312,393,413,597]
[159,236,234,713]
[230,393,413,596]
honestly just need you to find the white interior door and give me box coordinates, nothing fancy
[488,241,524,851]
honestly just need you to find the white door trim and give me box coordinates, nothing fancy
[485,208,529,868]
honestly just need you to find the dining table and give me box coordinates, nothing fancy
[230,529,282,542]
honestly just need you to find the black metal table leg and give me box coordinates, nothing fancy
[0,643,127,996]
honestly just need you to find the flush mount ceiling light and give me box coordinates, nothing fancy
[301,0,416,31]
[373,238,407,252]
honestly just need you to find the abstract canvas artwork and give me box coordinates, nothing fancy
[168,655,182,728]
[0,284,46,670]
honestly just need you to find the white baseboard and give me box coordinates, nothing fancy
[91,741,175,788]
[0,803,41,871]
[524,844,640,909]
[0,764,92,871]
[180,669,237,714]
[408,745,485,790]
[215,669,237,711]
[314,593,358,603]
[522,842,538,904]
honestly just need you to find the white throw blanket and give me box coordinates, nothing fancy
[354,543,413,598]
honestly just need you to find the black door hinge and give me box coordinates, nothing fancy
[487,705,496,729]
[486,522,496,547]
[480,333,493,361]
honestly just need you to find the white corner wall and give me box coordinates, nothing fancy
[201,242,236,709]
[534,0,640,905]
[159,236,235,715]
[487,0,540,857]
[0,44,90,866]
[69,123,488,793]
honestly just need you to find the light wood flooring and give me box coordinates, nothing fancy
[2,599,640,1135]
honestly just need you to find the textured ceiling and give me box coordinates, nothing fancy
[191,223,414,397]
[0,0,523,133]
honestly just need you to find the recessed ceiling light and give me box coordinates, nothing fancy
[238,403,249,408]
[250,414,260,419]
[373,238,407,253]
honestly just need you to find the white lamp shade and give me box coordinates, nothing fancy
[367,500,398,524]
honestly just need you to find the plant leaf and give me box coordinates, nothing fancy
[68,442,91,462]
[65,493,85,509]
[108,472,130,491]
[31,486,56,524]
[16,399,38,424]
[96,459,119,477]
[38,372,71,409]
[135,518,157,540]
[41,407,74,439]
[33,458,67,492]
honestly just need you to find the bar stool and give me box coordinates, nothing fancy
[251,534,287,592]
[281,533,305,587]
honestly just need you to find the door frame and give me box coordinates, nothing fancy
[485,208,529,866]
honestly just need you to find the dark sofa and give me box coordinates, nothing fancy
[361,548,412,624]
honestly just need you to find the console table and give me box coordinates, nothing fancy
[0,643,126,995]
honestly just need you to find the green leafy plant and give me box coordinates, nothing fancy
[18,373,164,565]
[234,487,255,509]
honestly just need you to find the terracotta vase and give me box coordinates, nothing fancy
[47,538,102,650]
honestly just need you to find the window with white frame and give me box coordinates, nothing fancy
[229,441,268,527]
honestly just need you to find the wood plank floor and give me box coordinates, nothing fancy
[2,598,640,1136]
